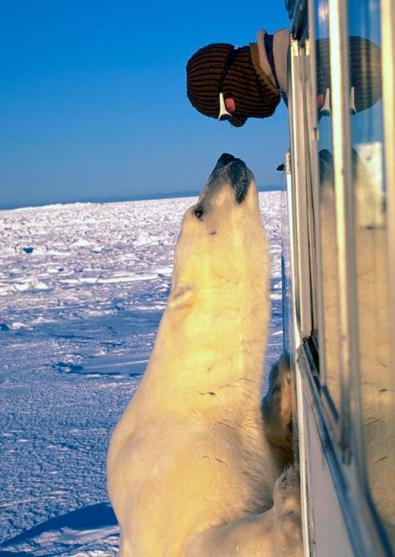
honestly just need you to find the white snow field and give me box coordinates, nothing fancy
[0,192,284,556]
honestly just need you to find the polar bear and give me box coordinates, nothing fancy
[107,153,302,557]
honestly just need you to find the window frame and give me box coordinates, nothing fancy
[382,0,395,358]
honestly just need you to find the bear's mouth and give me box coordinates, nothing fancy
[211,153,251,204]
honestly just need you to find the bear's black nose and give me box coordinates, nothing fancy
[218,153,236,166]
[213,153,236,173]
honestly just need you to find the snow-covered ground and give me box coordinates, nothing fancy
[0,192,284,556]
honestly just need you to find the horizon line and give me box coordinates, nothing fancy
[0,184,284,212]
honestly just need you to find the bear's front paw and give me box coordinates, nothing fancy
[262,353,294,469]
[272,467,303,556]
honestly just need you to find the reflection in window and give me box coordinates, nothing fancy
[348,0,395,546]
[315,0,342,412]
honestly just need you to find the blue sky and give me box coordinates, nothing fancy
[0,1,290,209]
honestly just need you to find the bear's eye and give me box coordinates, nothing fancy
[193,205,204,220]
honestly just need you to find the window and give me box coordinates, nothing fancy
[347,0,395,545]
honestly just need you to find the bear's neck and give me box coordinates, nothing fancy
[141,279,270,409]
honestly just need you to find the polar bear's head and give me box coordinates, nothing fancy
[171,153,268,300]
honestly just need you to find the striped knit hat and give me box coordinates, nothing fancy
[186,43,281,126]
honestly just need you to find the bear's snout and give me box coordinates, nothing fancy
[210,154,251,205]
[227,160,250,204]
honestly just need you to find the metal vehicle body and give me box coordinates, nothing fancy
[283,0,395,554]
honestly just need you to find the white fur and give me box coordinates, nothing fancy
[107,161,302,556]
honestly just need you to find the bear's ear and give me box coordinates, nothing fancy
[169,284,194,310]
